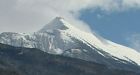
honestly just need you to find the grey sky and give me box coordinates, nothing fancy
[1,0,140,33]
[0,0,48,32]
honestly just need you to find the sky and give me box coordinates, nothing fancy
[0,0,140,52]
[80,9,140,52]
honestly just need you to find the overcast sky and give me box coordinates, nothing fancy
[0,0,140,52]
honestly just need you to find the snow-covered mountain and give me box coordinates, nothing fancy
[0,17,140,71]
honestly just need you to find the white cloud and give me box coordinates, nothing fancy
[0,0,140,32]
[126,33,140,52]
[123,0,140,8]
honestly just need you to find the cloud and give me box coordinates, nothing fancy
[123,0,140,9]
[126,33,140,52]
[0,0,140,32]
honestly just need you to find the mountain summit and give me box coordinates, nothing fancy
[0,17,140,72]
[39,17,73,32]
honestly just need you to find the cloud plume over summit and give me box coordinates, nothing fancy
[0,0,140,32]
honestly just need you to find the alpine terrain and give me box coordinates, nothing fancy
[0,43,139,75]
[0,17,140,73]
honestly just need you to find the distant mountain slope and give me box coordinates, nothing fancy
[0,43,139,75]
[0,17,140,72]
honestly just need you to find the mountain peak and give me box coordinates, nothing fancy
[55,16,64,20]
[39,17,70,32]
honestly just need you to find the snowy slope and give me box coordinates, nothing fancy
[39,17,140,65]
[0,17,140,71]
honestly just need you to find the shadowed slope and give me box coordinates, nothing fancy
[0,43,139,75]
